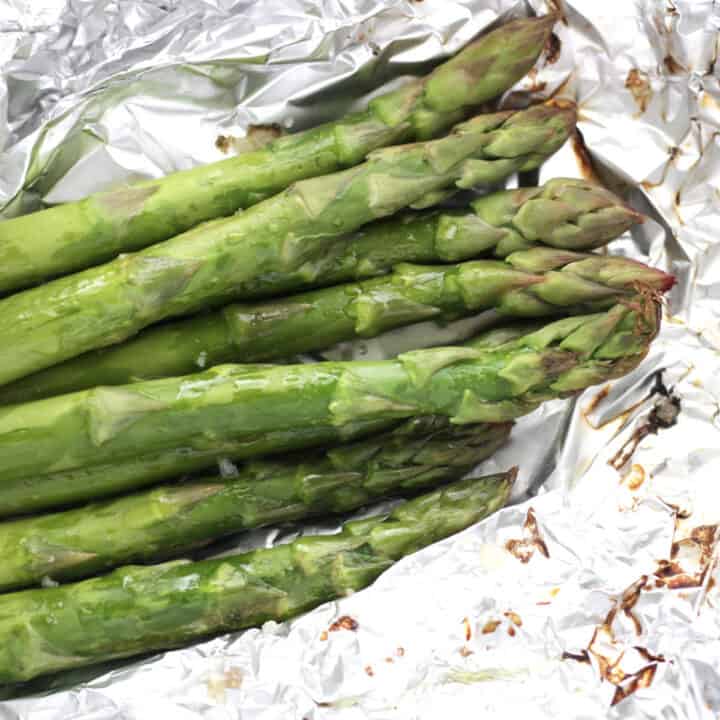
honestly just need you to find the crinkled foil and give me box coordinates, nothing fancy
[0,0,719,717]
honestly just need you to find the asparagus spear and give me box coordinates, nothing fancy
[0,15,557,294]
[0,301,660,499]
[0,318,527,518]
[0,102,575,387]
[0,247,671,403]
[0,418,511,592]
[0,470,515,684]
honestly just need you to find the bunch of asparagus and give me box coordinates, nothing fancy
[0,14,673,688]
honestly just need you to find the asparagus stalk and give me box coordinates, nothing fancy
[0,470,515,684]
[0,301,660,503]
[0,247,671,403]
[0,102,576,387]
[0,317,528,518]
[0,418,511,592]
[0,15,557,294]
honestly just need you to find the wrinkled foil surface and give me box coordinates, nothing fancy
[0,0,719,717]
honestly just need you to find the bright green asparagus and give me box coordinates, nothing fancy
[0,247,671,403]
[0,318,526,517]
[0,15,556,294]
[0,417,511,592]
[0,470,515,684]
[0,102,576,387]
[0,301,660,507]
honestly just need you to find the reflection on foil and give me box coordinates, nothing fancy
[1,0,720,718]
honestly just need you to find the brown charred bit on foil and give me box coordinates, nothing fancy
[526,68,548,95]
[462,616,472,641]
[507,625,517,637]
[604,575,648,636]
[608,371,681,471]
[459,646,474,657]
[622,463,646,490]
[504,611,523,627]
[663,54,686,74]
[319,630,329,641]
[641,146,681,191]
[545,32,561,64]
[571,128,600,183]
[385,656,394,664]
[329,615,359,633]
[482,619,501,634]
[564,576,664,706]
[655,524,719,591]
[505,507,550,564]
[396,646,405,657]
[625,69,653,114]
[364,665,375,677]
[611,664,658,706]
[582,384,611,424]
[562,649,591,664]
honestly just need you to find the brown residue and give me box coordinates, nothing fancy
[562,649,591,664]
[482,619,501,634]
[319,631,329,641]
[224,667,243,689]
[385,657,394,664]
[611,664,658,706]
[625,69,653,114]
[507,626,516,637]
[641,146,680,191]
[563,576,664,705]
[622,464,646,490]
[463,617,472,641]
[571,128,600,183]
[215,124,282,155]
[459,645,474,657]
[526,68,548,95]
[505,508,550,563]
[582,385,611,421]
[365,665,374,677]
[608,372,681,471]
[396,647,405,657]
[545,32,561,64]
[605,576,648,636]
[663,54,686,75]
[656,523,719,591]
[504,611,523,627]
[329,615,359,633]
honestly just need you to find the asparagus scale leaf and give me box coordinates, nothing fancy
[0,470,515,684]
[0,102,576,387]
[0,418,511,592]
[0,302,659,512]
[0,246,672,403]
[0,15,557,294]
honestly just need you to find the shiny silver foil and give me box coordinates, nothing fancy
[0,0,718,717]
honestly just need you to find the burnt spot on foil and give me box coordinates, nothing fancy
[328,615,359,633]
[505,508,550,563]
[654,523,719,590]
[545,32,561,64]
[563,576,665,706]
[608,371,681,471]
[571,128,600,183]
[625,69,652,114]
[663,54,686,74]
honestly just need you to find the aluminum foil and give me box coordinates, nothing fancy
[0,0,718,717]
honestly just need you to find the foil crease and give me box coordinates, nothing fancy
[0,0,718,717]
